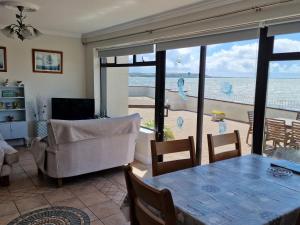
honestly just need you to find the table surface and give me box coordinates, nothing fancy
[274,118,299,127]
[145,155,300,225]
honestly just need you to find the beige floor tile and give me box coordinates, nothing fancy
[51,197,85,209]
[69,184,99,196]
[15,195,49,214]
[91,220,105,225]
[89,201,121,219]
[101,213,129,225]
[43,188,74,203]
[82,207,98,222]
[0,213,19,225]
[0,201,18,217]
[78,191,109,207]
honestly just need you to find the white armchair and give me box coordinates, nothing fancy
[30,114,140,186]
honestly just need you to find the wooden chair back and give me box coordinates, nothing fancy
[265,118,287,143]
[248,111,254,126]
[124,165,176,225]
[151,136,196,177]
[297,112,300,121]
[207,130,241,163]
[291,122,300,148]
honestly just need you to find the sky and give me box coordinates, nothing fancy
[129,33,300,78]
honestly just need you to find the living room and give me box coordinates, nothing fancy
[1,0,300,225]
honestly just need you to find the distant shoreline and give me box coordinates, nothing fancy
[129,73,300,79]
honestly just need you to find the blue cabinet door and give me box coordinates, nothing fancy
[10,121,28,139]
[0,123,11,140]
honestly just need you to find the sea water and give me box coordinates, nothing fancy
[129,76,300,111]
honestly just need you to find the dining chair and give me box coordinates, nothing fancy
[297,112,300,121]
[151,136,196,176]
[124,165,177,225]
[207,130,241,163]
[290,121,300,149]
[265,118,290,149]
[246,111,254,145]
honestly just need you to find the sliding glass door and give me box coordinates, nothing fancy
[163,47,200,161]
[263,33,300,164]
[201,39,259,164]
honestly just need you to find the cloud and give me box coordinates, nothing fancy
[206,42,259,77]
[130,37,300,76]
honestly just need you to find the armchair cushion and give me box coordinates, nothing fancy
[0,140,19,165]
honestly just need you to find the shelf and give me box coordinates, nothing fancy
[0,108,26,112]
[0,86,24,88]
[0,97,25,99]
[0,120,26,123]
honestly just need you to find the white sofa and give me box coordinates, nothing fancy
[30,114,140,185]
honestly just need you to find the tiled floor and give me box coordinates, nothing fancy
[0,148,151,225]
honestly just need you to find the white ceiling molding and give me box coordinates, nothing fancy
[82,0,300,47]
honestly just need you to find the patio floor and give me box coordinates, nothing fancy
[129,97,252,165]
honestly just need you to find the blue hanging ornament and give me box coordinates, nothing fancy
[221,82,233,96]
[177,116,184,129]
[177,77,187,100]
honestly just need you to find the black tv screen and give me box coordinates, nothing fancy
[52,98,95,120]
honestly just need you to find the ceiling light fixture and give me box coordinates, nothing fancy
[1,1,42,41]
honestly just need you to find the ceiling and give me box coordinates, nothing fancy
[0,0,205,37]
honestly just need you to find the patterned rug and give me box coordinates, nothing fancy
[8,206,90,225]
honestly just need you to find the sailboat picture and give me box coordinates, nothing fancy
[32,49,63,74]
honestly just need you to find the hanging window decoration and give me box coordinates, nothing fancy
[177,77,187,100]
[221,82,233,96]
[218,120,227,134]
[177,116,184,129]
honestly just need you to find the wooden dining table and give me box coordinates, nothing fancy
[145,155,300,225]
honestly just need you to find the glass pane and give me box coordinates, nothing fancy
[264,61,300,165]
[136,53,155,62]
[164,46,200,161]
[274,33,300,53]
[128,61,156,126]
[202,39,259,164]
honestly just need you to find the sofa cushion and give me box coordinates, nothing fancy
[0,141,19,165]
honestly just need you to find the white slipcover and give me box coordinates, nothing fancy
[30,114,141,178]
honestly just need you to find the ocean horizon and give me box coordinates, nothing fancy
[129,75,300,111]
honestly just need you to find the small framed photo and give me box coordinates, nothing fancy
[0,47,7,72]
[32,49,63,74]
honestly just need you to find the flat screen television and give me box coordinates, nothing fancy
[52,98,95,120]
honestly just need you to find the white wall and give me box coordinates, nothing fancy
[0,34,86,136]
[106,56,129,117]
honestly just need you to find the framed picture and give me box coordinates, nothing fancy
[0,47,7,72]
[32,49,63,74]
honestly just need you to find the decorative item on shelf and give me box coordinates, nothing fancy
[3,79,9,87]
[0,2,42,41]
[13,101,22,109]
[32,49,63,74]
[37,96,48,121]
[2,90,16,97]
[5,102,13,109]
[0,47,7,72]
[7,115,14,122]
[16,81,23,87]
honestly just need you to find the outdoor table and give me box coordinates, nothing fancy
[145,155,300,225]
[275,117,299,128]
